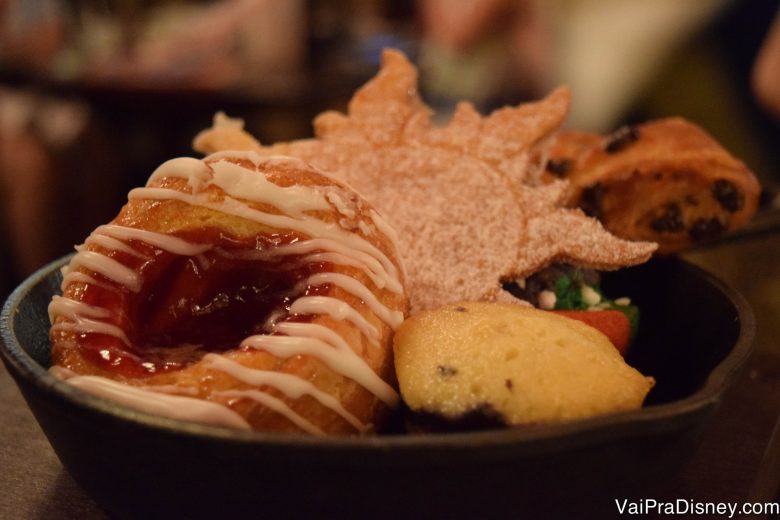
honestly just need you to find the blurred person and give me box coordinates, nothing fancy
[418,0,553,115]
[81,0,307,94]
[0,87,92,283]
[753,8,780,121]
[551,0,729,131]
[0,0,68,75]
[0,89,57,281]
[417,0,730,131]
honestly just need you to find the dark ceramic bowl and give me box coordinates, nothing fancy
[1,256,754,519]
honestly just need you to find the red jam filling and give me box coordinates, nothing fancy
[74,230,330,377]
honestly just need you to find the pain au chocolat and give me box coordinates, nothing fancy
[545,118,761,254]
[49,152,408,435]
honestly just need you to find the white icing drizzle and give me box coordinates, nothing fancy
[223,196,386,265]
[203,354,367,432]
[96,225,212,256]
[148,157,211,191]
[55,371,251,430]
[303,273,405,331]
[53,154,405,434]
[68,251,141,292]
[298,251,392,293]
[370,209,401,254]
[49,296,131,346]
[128,186,191,204]
[289,296,380,344]
[357,220,372,236]
[285,251,393,295]
[50,321,131,347]
[214,389,324,435]
[273,321,397,403]
[61,225,213,294]
[217,238,402,294]
[210,159,330,217]
[207,150,311,171]
[369,208,406,281]
[326,191,356,219]
[49,295,111,322]
[240,334,396,407]
[60,271,114,292]
[85,234,146,259]
[142,384,199,396]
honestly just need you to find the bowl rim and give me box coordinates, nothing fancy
[0,254,756,453]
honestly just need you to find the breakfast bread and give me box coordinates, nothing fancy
[545,118,761,254]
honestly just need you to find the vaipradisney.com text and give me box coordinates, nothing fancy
[615,498,779,517]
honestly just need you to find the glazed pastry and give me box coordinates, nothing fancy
[393,301,654,431]
[49,152,408,435]
[545,118,761,254]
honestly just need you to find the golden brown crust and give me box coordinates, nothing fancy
[50,154,408,435]
[546,118,761,253]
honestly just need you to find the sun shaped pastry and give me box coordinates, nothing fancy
[194,50,657,312]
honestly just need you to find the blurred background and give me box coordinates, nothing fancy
[1,0,779,301]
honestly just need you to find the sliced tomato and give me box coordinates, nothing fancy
[552,309,631,356]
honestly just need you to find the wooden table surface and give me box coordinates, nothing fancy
[1,233,779,519]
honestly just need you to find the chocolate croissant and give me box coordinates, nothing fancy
[49,152,408,435]
[545,118,761,254]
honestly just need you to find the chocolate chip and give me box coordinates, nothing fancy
[650,203,684,232]
[712,179,744,212]
[604,125,640,153]
[580,183,605,218]
[545,158,572,177]
[505,379,514,391]
[454,306,468,312]
[437,365,458,378]
[689,217,725,242]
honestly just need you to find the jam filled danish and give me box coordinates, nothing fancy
[49,152,408,435]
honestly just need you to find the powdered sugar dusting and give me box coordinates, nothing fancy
[194,49,657,313]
